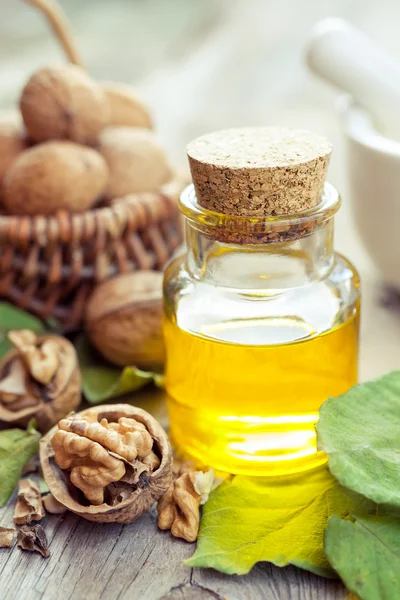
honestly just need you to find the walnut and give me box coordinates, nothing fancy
[40,404,172,523]
[20,64,109,144]
[14,478,44,525]
[51,413,153,505]
[102,82,152,129]
[2,141,109,216]
[0,330,81,432]
[97,126,172,199]
[157,469,214,542]
[85,271,164,369]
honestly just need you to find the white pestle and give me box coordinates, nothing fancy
[306,18,400,140]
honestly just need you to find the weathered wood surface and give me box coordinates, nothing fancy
[1,0,400,598]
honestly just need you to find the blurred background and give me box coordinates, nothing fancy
[1,0,400,373]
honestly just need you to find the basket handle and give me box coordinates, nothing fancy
[23,0,84,68]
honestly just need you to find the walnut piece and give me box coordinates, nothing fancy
[9,330,58,385]
[17,524,50,558]
[0,527,16,548]
[41,405,172,522]
[157,469,215,543]
[14,478,44,525]
[0,330,81,432]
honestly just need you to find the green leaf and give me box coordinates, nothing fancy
[325,515,400,600]
[186,467,376,577]
[0,303,44,358]
[317,371,400,506]
[0,425,41,506]
[75,335,155,404]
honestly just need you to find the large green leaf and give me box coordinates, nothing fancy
[0,422,41,506]
[325,515,400,600]
[0,303,44,358]
[317,371,400,506]
[75,335,156,404]
[186,466,376,577]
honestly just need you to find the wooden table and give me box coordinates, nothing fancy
[1,1,400,597]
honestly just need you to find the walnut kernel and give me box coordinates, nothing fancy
[157,469,215,542]
[40,405,172,523]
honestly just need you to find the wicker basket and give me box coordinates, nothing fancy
[0,179,184,330]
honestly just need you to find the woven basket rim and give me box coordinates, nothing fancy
[0,177,183,224]
[0,177,184,246]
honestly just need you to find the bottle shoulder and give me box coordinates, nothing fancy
[164,251,360,298]
[164,251,360,340]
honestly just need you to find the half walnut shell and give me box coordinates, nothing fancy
[40,404,172,523]
[0,331,81,432]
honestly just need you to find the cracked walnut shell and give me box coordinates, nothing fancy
[40,404,172,523]
[0,330,81,432]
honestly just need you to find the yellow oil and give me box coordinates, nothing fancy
[164,309,360,476]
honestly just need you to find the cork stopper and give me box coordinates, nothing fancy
[187,127,332,217]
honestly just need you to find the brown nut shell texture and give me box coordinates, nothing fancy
[40,404,172,523]
[14,478,44,525]
[18,524,50,558]
[102,82,152,129]
[85,271,165,369]
[20,64,109,144]
[2,140,109,216]
[0,110,28,185]
[97,126,172,198]
[0,330,81,432]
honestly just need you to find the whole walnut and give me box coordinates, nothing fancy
[97,126,172,199]
[2,141,108,215]
[102,82,152,129]
[40,404,172,523]
[20,64,109,144]
[0,110,28,186]
[85,271,164,369]
[0,330,81,432]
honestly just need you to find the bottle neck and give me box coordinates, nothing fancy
[185,219,335,291]
[180,182,340,292]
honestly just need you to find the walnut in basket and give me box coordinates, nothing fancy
[102,82,152,129]
[84,271,165,369]
[40,405,172,523]
[0,330,81,432]
[20,64,109,144]
[0,110,28,185]
[2,140,109,215]
[97,126,172,199]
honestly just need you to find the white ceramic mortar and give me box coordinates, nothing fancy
[339,95,400,290]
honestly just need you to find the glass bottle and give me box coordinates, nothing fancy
[163,128,360,476]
